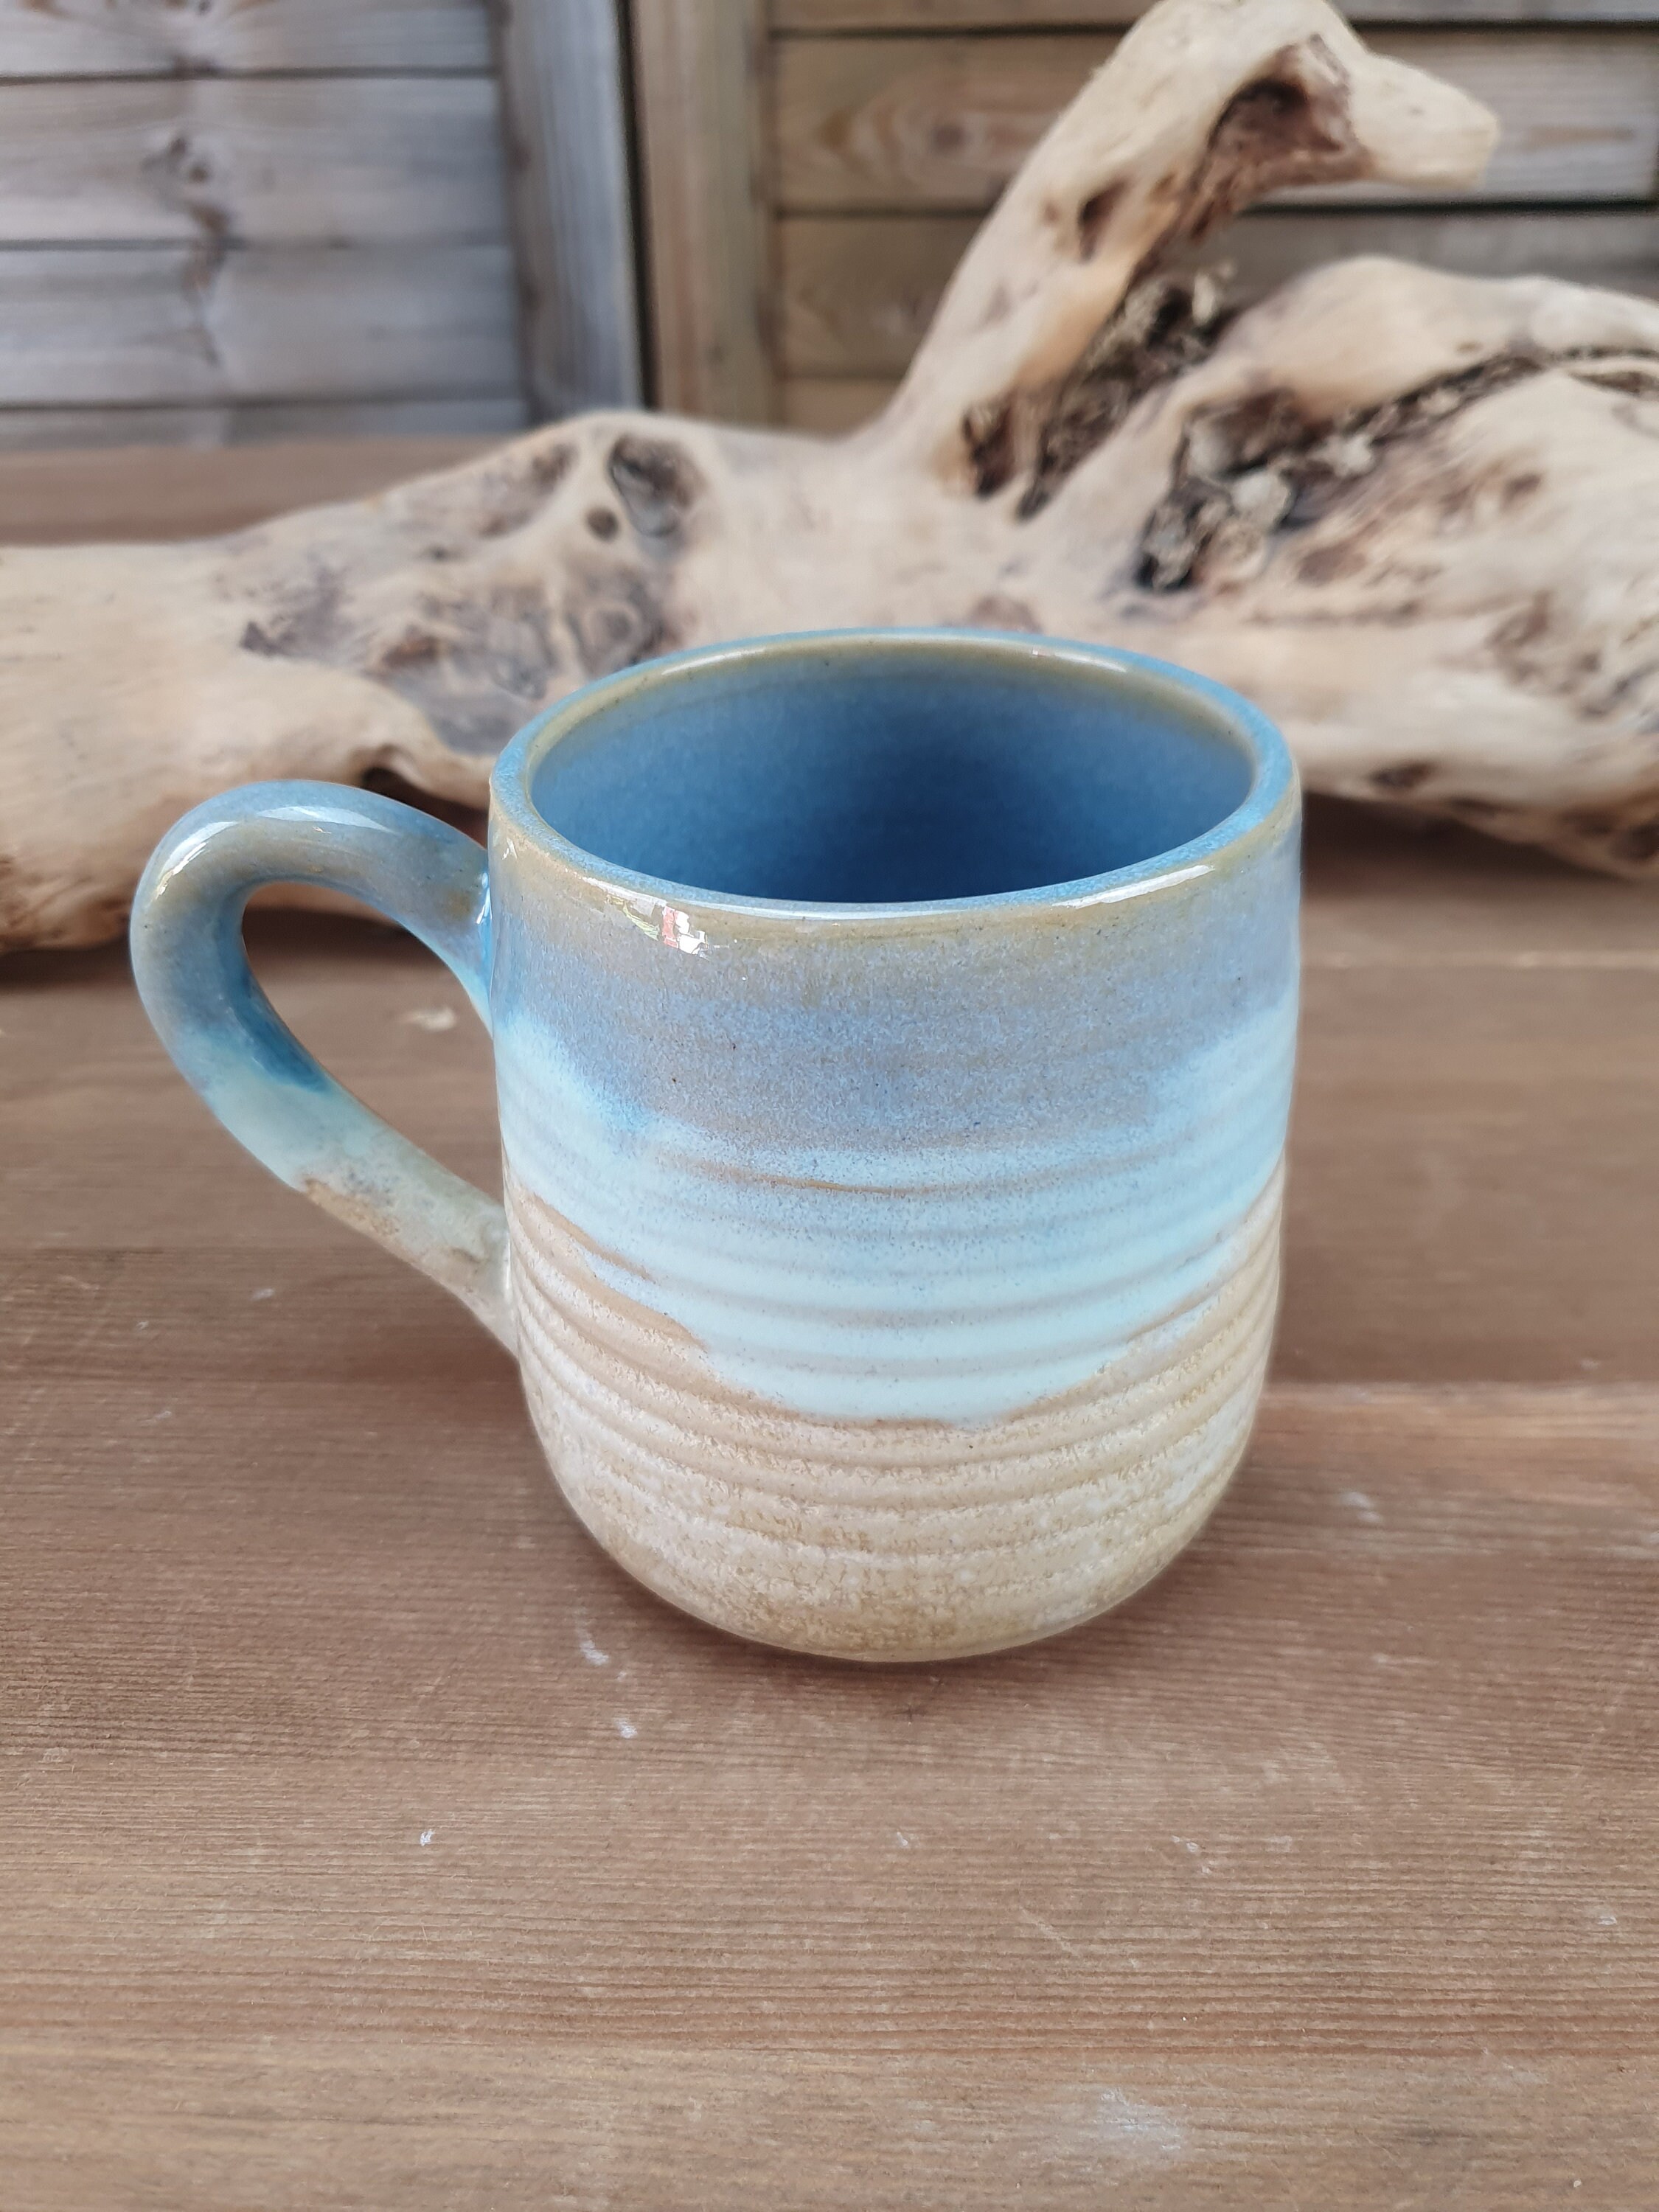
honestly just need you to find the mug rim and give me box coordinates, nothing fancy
[490,628,1298,928]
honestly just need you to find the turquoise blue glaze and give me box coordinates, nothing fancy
[131,785,512,1343]
[131,627,1297,1427]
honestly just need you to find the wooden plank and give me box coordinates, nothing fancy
[778,1,1659,25]
[1198,204,1659,300]
[776,29,1124,215]
[1,2042,1656,2210]
[490,0,642,418]
[0,796,1656,2203]
[0,0,492,77]
[0,243,521,405]
[0,397,524,456]
[778,209,1659,375]
[632,0,777,422]
[0,77,509,248]
[773,29,1659,211]
[779,212,973,376]
[1289,799,1659,1382]
[779,375,897,431]
[0,436,503,542]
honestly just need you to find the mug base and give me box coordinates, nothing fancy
[544,1443,1248,1664]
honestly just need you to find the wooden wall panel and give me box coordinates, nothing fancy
[762,4,1659,425]
[780,212,975,379]
[0,79,508,246]
[777,1,1659,25]
[633,0,776,420]
[0,245,520,406]
[490,0,644,419]
[779,208,1659,378]
[0,399,525,454]
[774,31,1659,212]
[780,377,897,432]
[0,0,528,446]
[1193,205,1659,301]
[0,435,504,538]
[0,0,492,75]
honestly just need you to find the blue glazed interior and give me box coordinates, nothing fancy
[530,649,1255,903]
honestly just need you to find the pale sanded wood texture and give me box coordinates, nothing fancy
[1,443,1655,2207]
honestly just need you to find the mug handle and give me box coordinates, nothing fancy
[129,781,513,1349]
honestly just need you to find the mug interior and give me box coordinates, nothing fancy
[529,637,1258,905]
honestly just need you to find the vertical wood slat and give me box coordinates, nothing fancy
[489,0,643,419]
[631,0,776,422]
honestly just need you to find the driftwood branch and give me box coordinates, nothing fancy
[4,0,1659,950]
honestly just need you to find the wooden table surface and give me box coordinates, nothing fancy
[2,447,1657,2208]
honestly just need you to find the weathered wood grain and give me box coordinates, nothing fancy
[780,375,896,431]
[1201,205,1659,301]
[1,2044,1655,2211]
[0,243,520,405]
[0,8,522,445]
[0,435,501,540]
[0,77,509,248]
[490,0,643,418]
[0,398,524,453]
[778,208,1659,375]
[0,761,1655,2206]
[777,0,1659,24]
[0,0,493,76]
[774,29,1659,211]
[631,0,777,421]
[779,213,975,378]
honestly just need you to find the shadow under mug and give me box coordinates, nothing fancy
[131,630,1300,1662]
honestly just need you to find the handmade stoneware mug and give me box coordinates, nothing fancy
[132,630,1298,1662]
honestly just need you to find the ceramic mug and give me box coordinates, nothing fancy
[131,630,1298,1662]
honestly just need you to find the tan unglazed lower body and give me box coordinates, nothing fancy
[504,1166,1282,1661]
